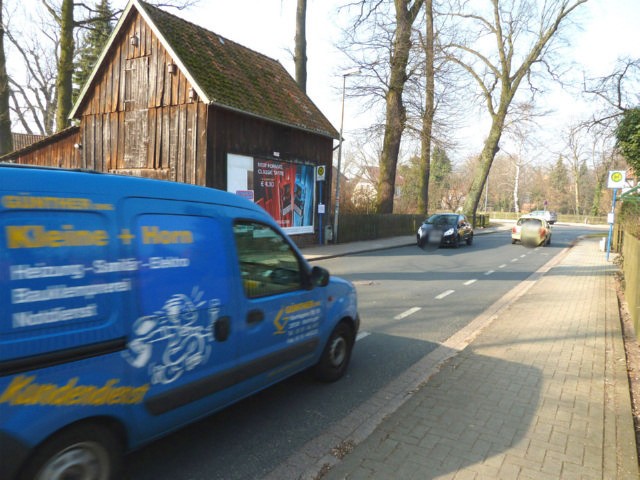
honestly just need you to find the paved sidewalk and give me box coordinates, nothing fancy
[268,236,638,479]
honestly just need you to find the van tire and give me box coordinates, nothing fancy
[313,322,353,383]
[19,423,123,480]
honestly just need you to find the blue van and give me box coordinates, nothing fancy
[0,164,359,480]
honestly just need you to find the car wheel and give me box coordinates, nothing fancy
[313,322,354,382]
[511,239,517,244]
[19,423,123,480]
[417,235,426,248]
[466,234,473,246]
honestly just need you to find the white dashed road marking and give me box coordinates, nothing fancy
[394,307,422,320]
[435,290,455,300]
[356,331,371,342]
[464,279,477,286]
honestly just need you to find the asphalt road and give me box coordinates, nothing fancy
[124,223,607,480]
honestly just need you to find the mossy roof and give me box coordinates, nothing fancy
[137,1,338,139]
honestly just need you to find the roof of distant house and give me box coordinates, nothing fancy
[71,0,338,139]
[11,133,47,151]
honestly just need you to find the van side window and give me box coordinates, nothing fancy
[233,221,303,298]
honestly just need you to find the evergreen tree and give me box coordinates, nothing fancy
[429,146,452,211]
[73,0,114,103]
[616,107,640,174]
[548,157,572,214]
[549,156,568,192]
[430,146,452,186]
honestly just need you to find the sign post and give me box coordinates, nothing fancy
[605,171,626,260]
[316,166,326,245]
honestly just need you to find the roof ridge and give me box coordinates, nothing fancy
[136,0,283,67]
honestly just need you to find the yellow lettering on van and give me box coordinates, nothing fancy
[273,301,322,335]
[1,195,113,211]
[142,226,193,245]
[274,307,286,334]
[5,225,109,248]
[285,300,321,314]
[0,375,150,406]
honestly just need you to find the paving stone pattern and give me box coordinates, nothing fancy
[321,239,638,480]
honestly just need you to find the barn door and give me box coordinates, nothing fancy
[123,56,149,169]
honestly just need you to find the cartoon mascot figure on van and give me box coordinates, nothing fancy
[124,289,220,385]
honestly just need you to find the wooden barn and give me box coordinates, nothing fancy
[3,0,338,243]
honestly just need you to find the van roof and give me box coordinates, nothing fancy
[0,163,264,214]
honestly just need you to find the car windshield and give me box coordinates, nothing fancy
[425,214,456,226]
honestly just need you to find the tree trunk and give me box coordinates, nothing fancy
[377,0,421,214]
[513,163,520,213]
[418,0,434,214]
[55,0,74,131]
[378,88,404,213]
[574,177,580,215]
[294,0,307,92]
[463,109,507,224]
[0,0,12,155]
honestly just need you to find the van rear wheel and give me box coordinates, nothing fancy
[313,322,353,382]
[20,423,123,480]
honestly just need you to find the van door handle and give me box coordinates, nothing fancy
[247,309,264,325]
[214,316,231,342]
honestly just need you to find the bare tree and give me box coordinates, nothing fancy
[403,1,468,213]
[0,0,12,154]
[417,0,434,213]
[337,0,423,214]
[43,0,73,131]
[583,56,640,132]
[500,106,545,213]
[443,0,589,224]
[376,0,423,213]
[294,0,307,91]
[562,125,589,215]
[4,5,57,135]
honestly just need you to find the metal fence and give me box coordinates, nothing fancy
[621,231,640,340]
[336,214,424,243]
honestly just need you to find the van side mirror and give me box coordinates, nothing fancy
[309,266,330,288]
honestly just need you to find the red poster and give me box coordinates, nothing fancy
[253,159,297,228]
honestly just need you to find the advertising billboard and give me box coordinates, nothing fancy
[227,154,316,235]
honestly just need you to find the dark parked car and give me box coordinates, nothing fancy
[417,213,474,248]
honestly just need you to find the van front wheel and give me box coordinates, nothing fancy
[20,423,123,480]
[313,322,354,382]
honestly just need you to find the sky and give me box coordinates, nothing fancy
[5,0,640,163]
[174,0,640,163]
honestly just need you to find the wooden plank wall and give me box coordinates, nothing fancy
[78,10,207,184]
[10,128,81,168]
[208,108,334,189]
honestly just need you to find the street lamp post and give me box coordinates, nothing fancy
[333,68,359,244]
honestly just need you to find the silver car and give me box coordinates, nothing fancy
[529,210,557,224]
